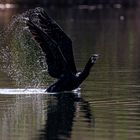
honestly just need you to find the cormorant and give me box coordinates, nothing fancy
[26,8,99,92]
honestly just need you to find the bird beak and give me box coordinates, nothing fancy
[92,54,100,59]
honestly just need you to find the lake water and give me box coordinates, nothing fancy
[0,7,140,140]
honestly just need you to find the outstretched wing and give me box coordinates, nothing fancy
[27,20,69,78]
[36,8,77,74]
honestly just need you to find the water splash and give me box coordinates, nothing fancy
[0,8,51,88]
[0,88,81,96]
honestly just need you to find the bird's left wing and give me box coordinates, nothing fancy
[27,20,68,79]
[33,8,77,74]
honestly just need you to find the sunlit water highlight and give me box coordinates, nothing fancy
[0,4,17,9]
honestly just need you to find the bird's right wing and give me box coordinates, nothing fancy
[34,8,77,74]
[27,20,68,79]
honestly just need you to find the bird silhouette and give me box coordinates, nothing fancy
[26,8,99,92]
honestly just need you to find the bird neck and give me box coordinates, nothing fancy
[77,58,94,84]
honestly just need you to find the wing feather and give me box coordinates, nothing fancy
[36,8,77,74]
[27,20,67,78]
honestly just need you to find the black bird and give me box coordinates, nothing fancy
[27,8,99,92]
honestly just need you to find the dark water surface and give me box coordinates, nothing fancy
[0,7,140,140]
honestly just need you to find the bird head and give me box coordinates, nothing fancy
[90,54,99,64]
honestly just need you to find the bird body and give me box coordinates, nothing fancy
[47,54,98,92]
[26,7,99,92]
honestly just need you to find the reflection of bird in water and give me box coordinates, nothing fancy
[27,8,99,92]
[39,92,95,140]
